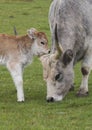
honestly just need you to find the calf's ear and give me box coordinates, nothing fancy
[27,28,37,40]
[62,49,73,66]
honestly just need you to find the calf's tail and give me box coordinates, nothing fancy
[13,26,18,36]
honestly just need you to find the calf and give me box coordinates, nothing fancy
[0,28,49,102]
[40,0,92,102]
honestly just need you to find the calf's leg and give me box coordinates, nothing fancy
[7,62,24,102]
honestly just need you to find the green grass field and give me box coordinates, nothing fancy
[0,0,92,130]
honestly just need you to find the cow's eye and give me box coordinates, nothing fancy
[55,73,63,81]
[41,42,45,45]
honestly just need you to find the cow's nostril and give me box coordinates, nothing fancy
[48,50,50,54]
[47,97,54,102]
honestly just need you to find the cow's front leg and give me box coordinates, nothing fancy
[77,59,92,97]
[76,68,89,97]
[7,62,24,102]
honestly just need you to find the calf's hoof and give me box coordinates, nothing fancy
[76,89,89,97]
[17,100,24,103]
[17,98,25,102]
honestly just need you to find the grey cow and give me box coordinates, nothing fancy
[40,0,92,102]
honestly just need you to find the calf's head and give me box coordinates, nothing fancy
[27,28,49,56]
[40,45,74,102]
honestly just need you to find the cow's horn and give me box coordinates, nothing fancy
[54,44,63,59]
[50,44,63,60]
[54,24,63,59]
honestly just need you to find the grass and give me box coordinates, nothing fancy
[0,0,92,130]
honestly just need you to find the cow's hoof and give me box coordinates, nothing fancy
[69,84,74,91]
[76,90,89,97]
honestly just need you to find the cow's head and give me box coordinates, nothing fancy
[40,44,74,102]
[27,28,49,56]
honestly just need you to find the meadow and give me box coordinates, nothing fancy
[0,0,92,130]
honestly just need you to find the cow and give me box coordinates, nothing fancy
[40,0,92,102]
[0,28,49,102]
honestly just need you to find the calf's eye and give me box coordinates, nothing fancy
[55,73,63,81]
[41,42,45,45]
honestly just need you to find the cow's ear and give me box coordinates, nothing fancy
[27,28,37,40]
[62,49,73,66]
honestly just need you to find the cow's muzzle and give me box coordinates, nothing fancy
[46,95,63,102]
[46,97,54,102]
